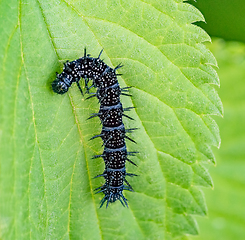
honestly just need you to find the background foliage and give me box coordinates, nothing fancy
[188,0,245,42]
[0,0,222,239]
[190,40,245,240]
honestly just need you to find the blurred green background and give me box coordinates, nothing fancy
[189,0,245,42]
[188,1,245,239]
[190,39,245,240]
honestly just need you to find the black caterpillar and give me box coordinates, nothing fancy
[52,49,137,208]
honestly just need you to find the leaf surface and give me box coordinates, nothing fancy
[0,0,221,239]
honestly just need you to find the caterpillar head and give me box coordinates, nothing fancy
[52,72,70,94]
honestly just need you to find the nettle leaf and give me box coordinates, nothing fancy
[0,0,222,239]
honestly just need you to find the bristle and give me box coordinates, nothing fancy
[127,151,139,156]
[118,197,126,207]
[98,49,103,58]
[125,128,138,133]
[86,94,97,100]
[100,197,107,208]
[95,190,104,194]
[121,93,132,97]
[122,114,134,121]
[125,135,137,144]
[123,185,134,192]
[124,179,133,190]
[106,194,112,208]
[84,47,87,57]
[90,134,104,140]
[76,82,84,96]
[123,107,135,112]
[92,154,105,159]
[126,157,137,166]
[126,173,138,177]
[122,196,128,207]
[93,174,105,179]
[115,63,124,70]
[87,113,101,120]
[121,86,132,90]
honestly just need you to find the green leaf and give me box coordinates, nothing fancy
[190,39,245,240]
[0,0,221,239]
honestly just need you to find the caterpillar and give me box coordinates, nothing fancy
[52,49,137,208]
